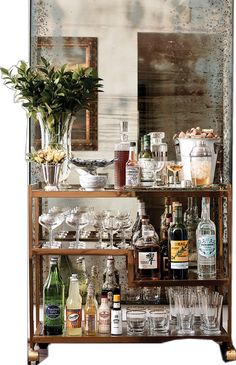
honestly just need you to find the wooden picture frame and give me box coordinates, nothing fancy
[33,36,98,150]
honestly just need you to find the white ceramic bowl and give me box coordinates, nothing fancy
[79,175,107,191]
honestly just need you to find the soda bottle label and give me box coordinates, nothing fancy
[45,304,61,319]
[138,252,157,269]
[66,309,82,329]
[170,240,189,269]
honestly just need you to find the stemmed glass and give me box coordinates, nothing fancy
[92,211,109,249]
[166,160,183,187]
[39,212,65,248]
[102,214,121,249]
[65,208,89,248]
[116,211,133,248]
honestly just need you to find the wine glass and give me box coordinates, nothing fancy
[39,212,65,248]
[102,214,121,249]
[116,211,133,248]
[92,211,108,249]
[166,160,183,187]
[65,208,89,248]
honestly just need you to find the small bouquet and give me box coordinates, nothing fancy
[27,146,66,164]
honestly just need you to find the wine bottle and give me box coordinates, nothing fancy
[168,203,188,279]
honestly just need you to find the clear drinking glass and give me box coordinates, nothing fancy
[39,212,65,248]
[126,309,146,335]
[125,287,142,304]
[201,291,223,335]
[65,208,89,248]
[166,160,183,187]
[148,308,169,334]
[142,287,161,305]
[92,211,108,249]
[102,215,121,249]
[174,291,196,335]
[116,211,133,248]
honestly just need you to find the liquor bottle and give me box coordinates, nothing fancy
[196,197,216,278]
[184,197,199,266]
[114,121,129,189]
[132,200,146,244]
[43,257,65,335]
[89,265,101,305]
[134,217,161,280]
[160,197,172,237]
[111,290,122,335]
[102,268,119,307]
[139,134,155,187]
[84,283,98,336]
[138,135,144,159]
[66,275,82,336]
[76,257,88,305]
[103,256,120,286]
[125,142,140,187]
[150,132,168,186]
[98,291,111,334]
[168,203,189,279]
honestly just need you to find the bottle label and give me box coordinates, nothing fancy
[198,235,216,258]
[85,314,96,331]
[99,310,111,332]
[163,256,169,273]
[142,226,154,239]
[139,158,155,181]
[126,166,140,186]
[66,309,82,329]
[45,304,61,320]
[170,240,189,269]
[138,252,158,269]
[111,310,122,334]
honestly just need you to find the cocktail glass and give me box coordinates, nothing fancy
[167,160,183,187]
[39,212,65,248]
[66,208,89,248]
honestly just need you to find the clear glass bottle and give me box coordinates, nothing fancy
[43,257,65,335]
[190,140,212,186]
[102,268,119,307]
[132,200,146,245]
[196,197,216,278]
[84,283,98,336]
[125,141,140,187]
[76,257,88,305]
[98,291,111,334]
[89,265,101,305]
[184,197,199,266]
[58,255,73,299]
[138,135,144,159]
[103,256,120,286]
[168,203,189,280]
[134,217,160,280]
[111,291,122,335]
[160,197,172,238]
[114,121,129,189]
[150,132,168,186]
[66,275,82,336]
[139,134,155,187]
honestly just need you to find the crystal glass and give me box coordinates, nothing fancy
[148,308,169,334]
[142,286,161,305]
[66,208,89,248]
[92,211,108,249]
[39,212,64,248]
[125,287,142,304]
[102,215,121,249]
[167,160,183,187]
[201,291,223,335]
[116,211,133,248]
[174,290,196,335]
[126,309,146,335]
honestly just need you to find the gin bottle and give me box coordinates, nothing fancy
[196,197,216,278]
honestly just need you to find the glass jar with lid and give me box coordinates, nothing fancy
[190,140,212,186]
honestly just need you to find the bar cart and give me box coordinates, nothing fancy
[28,183,236,363]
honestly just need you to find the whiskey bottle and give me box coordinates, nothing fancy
[168,203,189,279]
[111,290,122,335]
[125,142,140,187]
[196,197,216,278]
[134,217,160,280]
[76,257,88,305]
[84,283,98,336]
[43,257,65,335]
[66,275,82,336]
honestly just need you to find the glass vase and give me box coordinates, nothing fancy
[37,112,74,182]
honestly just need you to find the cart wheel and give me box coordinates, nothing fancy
[28,348,39,363]
[220,343,236,362]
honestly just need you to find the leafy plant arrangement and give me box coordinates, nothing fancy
[0,57,103,133]
[27,146,66,164]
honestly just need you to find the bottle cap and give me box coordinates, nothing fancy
[113,294,120,302]
[50,257,59,263]
[76,257,85,263]
[130,141,136,147]
[70,275,78,282]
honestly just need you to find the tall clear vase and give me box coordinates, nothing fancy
[37,112,74,183]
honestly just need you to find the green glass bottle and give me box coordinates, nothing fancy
[43,257,65,335]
